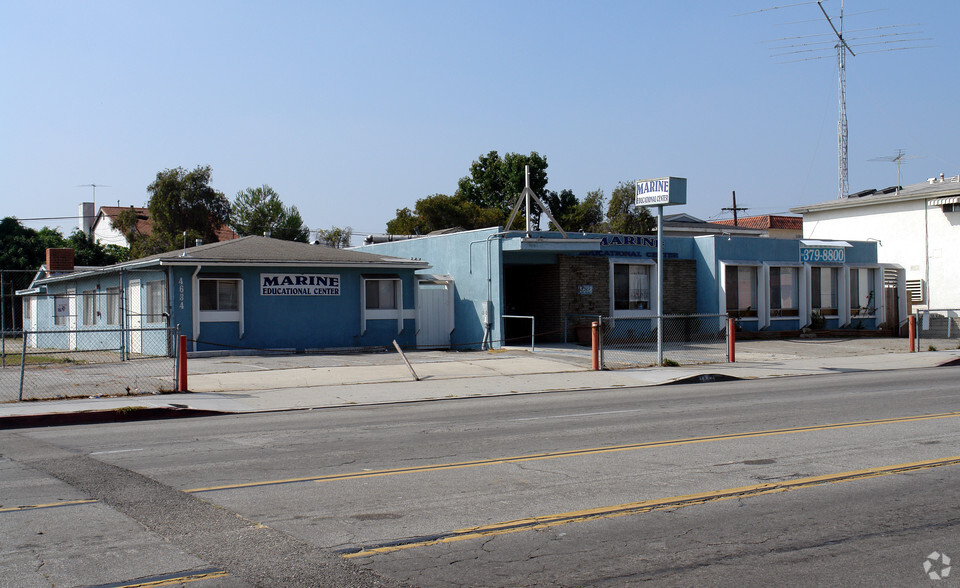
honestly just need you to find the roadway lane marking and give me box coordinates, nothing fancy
[90,448,145,455]
[0,499,97,513]
[338,455,960,558]
[185,410,960,493]
[88,567,229,587]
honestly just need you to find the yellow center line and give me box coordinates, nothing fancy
[104,570,229,587]
[0,499,98,513]
[185,410,960,493]
[341,455,960,558]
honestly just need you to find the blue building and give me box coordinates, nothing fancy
[20,236,431,355]
[356,228,891,347]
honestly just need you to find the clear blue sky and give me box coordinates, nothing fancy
[2,1,957,242]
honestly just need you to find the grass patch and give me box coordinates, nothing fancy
[661,358,680,367]
[1,354,81,365]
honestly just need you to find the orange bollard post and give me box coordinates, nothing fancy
[908,315,916,353]
[178,335,188,391]
[727,318,736,363]
[591,321,600,371]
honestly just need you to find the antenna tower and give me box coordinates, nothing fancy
[743,1,930,200]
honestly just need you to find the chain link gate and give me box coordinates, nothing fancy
[600,313,728,369]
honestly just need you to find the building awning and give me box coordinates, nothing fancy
[929,196,960,206]
[799,239,853,248]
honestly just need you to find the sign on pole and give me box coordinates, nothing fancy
[636,177,687,207]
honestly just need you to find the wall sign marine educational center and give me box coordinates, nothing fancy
[260,273,340,296]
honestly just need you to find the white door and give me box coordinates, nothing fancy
[67,287,77,350]
[417,277,454,349]
[128,280,141,354]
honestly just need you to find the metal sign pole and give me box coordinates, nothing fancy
[657,205,664,366]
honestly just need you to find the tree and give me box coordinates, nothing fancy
[315,226,353,248]
[606,180,654,235]
[146,165,231,253]
[230,185,309,242]
[385,194,503,235]
[456,151,549,222]
[0,217,47,270]
[566,189,607,233]
[0,217,126,270]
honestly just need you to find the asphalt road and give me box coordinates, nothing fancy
[2,367,959,586]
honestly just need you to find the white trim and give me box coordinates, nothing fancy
[929,196,960,206]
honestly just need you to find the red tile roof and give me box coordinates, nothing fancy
[710,215,802,231]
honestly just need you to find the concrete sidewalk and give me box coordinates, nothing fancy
[2,338,958,427]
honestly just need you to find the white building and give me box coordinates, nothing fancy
[791,174,960,320]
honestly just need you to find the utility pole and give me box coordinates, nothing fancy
[721,190,748,226]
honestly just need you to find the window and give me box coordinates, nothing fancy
[613,264,651,311]
[54,295,68,326]
[144,280,167,323]
[23,296,31,320]
[82,290,97,326]
[365,279,397,310]
[769,267,799,317]
[850,268,876,315]
[199,279,240,312]
[811,267,838,315]
[106,287,120,325]
[725,265,758,316]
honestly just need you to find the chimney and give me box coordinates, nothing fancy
[46,248,75,274]
[78,202,95,236]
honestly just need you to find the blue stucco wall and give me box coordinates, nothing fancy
[356,227,502,349]
[170,265,420,352]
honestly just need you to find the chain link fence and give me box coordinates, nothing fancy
[2,287,179,402]
[1,327,178,402]
[600,314,728,369]
[915,309,960,351]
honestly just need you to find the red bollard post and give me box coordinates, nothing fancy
[591,321,600,371]
[178,335,188,391]
[727,318,736,363]
[908,315,916,353]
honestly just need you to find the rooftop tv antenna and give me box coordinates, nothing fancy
[869,149,921,195]
[77,183,110,206]
[741,1,930,200]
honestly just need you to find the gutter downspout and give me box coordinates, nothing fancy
[191,265,201,352]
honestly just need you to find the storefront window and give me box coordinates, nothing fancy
[613,264,651,311]
[770,267,799,317]
[725,265,758,316]
[811,267,838,315]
